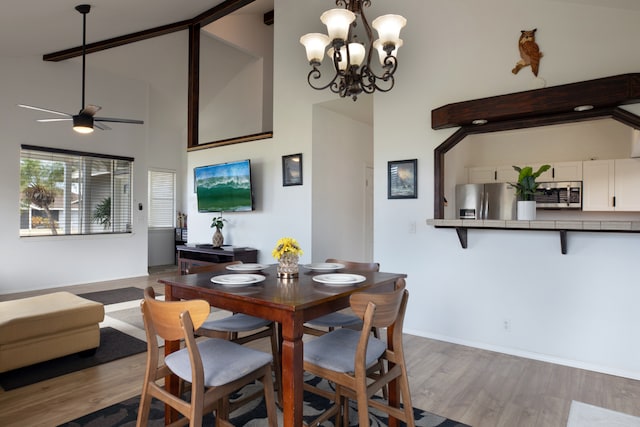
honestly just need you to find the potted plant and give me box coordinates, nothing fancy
[510,164,550,220]
[210,215,226,247]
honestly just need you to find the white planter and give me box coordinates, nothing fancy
[517,200,536,220]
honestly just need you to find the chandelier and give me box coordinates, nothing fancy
[300,0,406,101]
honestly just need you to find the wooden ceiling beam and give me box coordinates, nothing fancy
[43,0,255,62]
[431,73,640,130]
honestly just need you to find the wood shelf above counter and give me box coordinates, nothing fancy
[427,219,640,254]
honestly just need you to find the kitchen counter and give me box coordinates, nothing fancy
[427,218,640,231]
[426,219,640,254]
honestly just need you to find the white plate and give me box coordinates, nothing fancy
[210,274,266,287]
[312,274,366,286]
[225,263,268,273]
[304,262,345,272]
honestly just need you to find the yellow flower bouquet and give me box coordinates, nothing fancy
[272,237,303,259]
[273,237,303,278]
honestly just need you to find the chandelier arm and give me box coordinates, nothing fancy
[359,61,397,93]
[306,66,345,94]
[356,1,375,68]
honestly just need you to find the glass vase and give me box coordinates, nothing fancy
[277,253,299,278]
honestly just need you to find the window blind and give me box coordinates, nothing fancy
[20,145,133,236]
[148,169,176,228]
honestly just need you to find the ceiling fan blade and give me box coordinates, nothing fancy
[81,105,101,116]
[18,104,71,117]
[95,117,144,125]
[94,121,111,131]
[37,118,72,122]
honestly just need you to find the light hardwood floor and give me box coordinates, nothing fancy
[1,269,639,427]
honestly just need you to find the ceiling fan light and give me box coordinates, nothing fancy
[73,115,94,134]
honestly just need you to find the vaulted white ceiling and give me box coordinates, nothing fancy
[0,0,273,58]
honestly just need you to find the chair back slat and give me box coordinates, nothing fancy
[325,258,380,272]
[142,287,210,341]
[350,279,406,329]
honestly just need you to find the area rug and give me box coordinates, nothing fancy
[78,287,145,305]
[59,375,470,427]
[0,327,147,391]
[107,306,145,331]
[566,401,640,427]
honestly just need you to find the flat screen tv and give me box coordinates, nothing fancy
[195,159,254,212]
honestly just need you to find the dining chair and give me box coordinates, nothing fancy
[303,258,380,337]
[136,287,278,427]
[303,278,415,427]
[184,262,282,405]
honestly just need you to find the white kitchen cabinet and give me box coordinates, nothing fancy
[496,166,519,183]
[467,165,518,184]
[613,158,640,211]
[467,166,496,183]
[532,161,582,182]
[551,161,583,181]
[582,160,614,211]
[582,159,640,211]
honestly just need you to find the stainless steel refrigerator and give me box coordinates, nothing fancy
[455,183,516,220]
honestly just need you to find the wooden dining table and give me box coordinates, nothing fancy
[158,264,406,427]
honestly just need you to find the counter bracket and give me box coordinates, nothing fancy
[455,227,468,249]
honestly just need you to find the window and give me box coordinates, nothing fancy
[148,169,176,228]
[20,145,133,237]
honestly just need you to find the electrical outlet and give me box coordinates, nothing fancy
[503,319,511,332]
[409,221,416,234]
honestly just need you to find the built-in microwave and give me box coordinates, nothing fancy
[534,181,582,209]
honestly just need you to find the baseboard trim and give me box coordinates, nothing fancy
[404,328,640,381]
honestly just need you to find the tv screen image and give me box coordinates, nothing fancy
[195,159,253,212]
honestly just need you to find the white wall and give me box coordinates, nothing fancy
[0,56,150,292]
[311,106,373,262]
[87,32,189,269]
[367,0,640,379]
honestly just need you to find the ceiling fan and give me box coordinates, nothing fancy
[18,4,143,134]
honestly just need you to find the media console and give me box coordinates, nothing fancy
[176,245,258,274]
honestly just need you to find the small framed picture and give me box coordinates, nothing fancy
[282,153,303,186]
[388,159,417,199]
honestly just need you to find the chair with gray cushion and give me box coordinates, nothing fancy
[185,262,282,404]
[303,278,415,427]
[303,258,380,336]
[136,287,277,427]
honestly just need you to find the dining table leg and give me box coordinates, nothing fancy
[280,313,304,427]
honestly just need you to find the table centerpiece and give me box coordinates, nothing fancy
[272,237,303,278]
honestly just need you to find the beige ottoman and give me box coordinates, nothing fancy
[0,292,105,373]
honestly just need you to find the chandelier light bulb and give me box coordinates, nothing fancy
[373,39,403,65]
[347,43,366,67]
[300,33,330,64]
[320,8,356,41]
[328,43,365,71]
[371,14,407,45]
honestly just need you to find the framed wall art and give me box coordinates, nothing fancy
[388,159,417,199]
[282,153,303,186]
